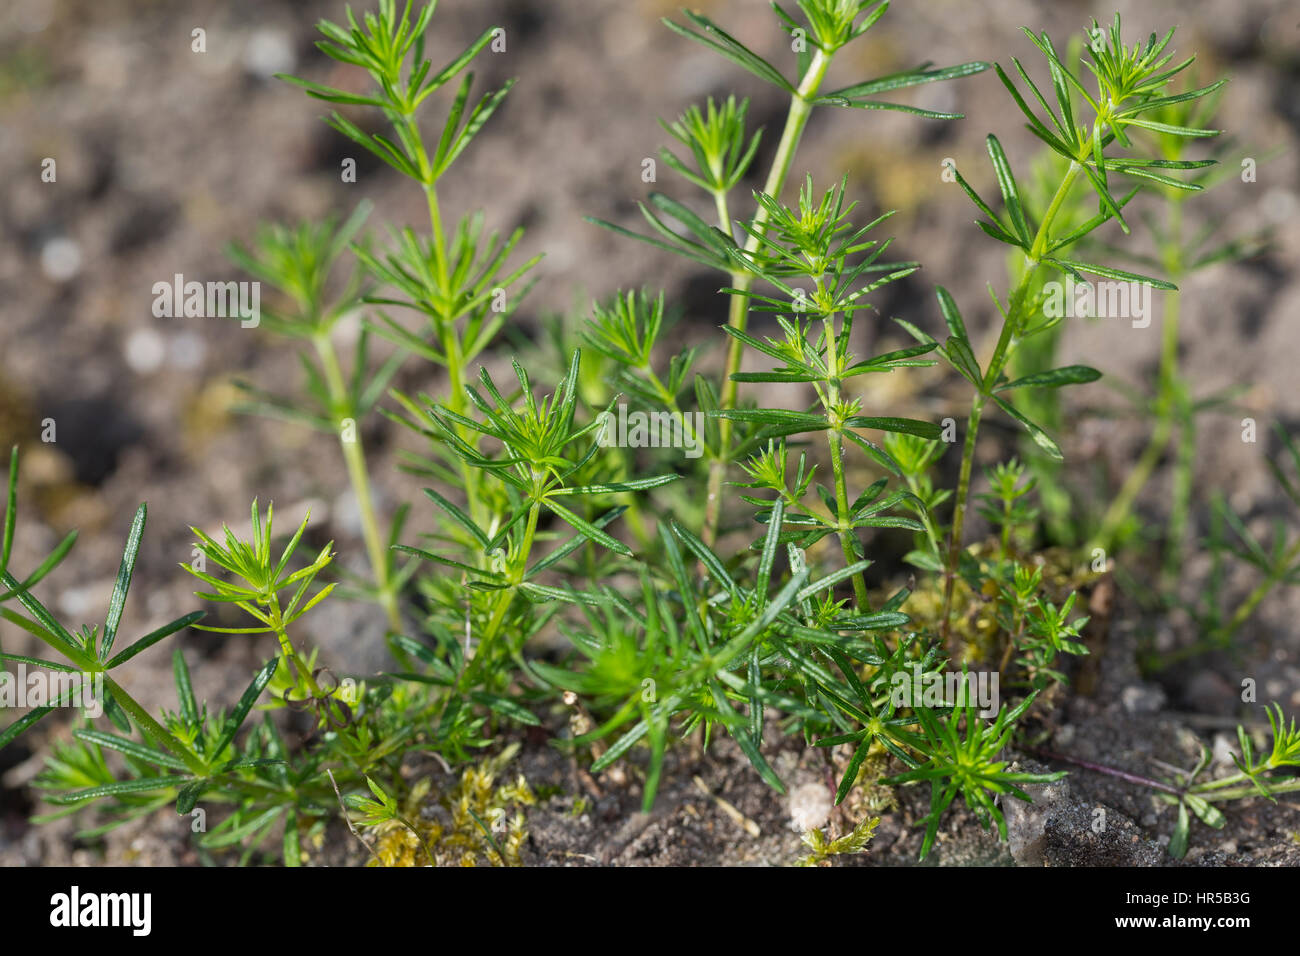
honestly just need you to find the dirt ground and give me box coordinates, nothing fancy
[1,0,1298,865]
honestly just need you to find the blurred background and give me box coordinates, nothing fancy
[0,0,1297,864]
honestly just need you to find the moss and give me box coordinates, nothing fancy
[885,539,1102,667]
[370,746,536,867]
[795,815,880,867]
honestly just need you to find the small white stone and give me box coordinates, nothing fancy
[788,782,832,833]
[1212,733,1236,768]
[124,328,166,374]
[40,237,82,281]
[244,29,295,78]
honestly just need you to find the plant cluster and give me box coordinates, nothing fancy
[1,1,1293,866]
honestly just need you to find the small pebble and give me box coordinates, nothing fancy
[124,328,166,374]
[40,237,82,281]
[244,29,296,78]
[788,782,832,833]
[1121,683,1166,714]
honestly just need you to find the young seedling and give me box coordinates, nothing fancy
[921,16,1225,642]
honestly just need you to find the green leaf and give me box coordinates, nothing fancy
[985,135,1031,244]
[105,611,204,669]
[469,691,541,726]
[176,780,204,816]
[663,13,793,93]
[212,658,278,758]
[713,409,828,431]
[1122,117,1220,139]
[1169,801,1190,859]
[173,649,198,727]
[392,545,503,580]
[0,705,57,749]
[844,417,942,439]
[73,730,191,773]
[545,499,632,557]
[992,396,1062,459]
[551,475,680,495]
[995,365,1101,392]
[0,531,78,604]
[820,61,990,101]
[421,488,490,550]
[48,776,184,805]
[1048,259,1177,291]
[934,286,970,343]
[276,73,387,108]
[1,446,15,571]
[1184,794,1226,829]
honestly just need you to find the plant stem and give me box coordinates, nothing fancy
[1032,746,1300,804]
[1161,197,1190,577]
[457,497,541,692]
[103,676,208,777]
[822,312,870,610]
[1094,199,1187,558]
[1196,777,1300,801]
[268,591,324,700]
[423,183,486,529]
[314,335,402,633]
[940,160,1084,645]
[704,48,833,546]
[1167,393,1195,579]
[1027,746,1183,796]
[1094,413,1174,552]
[1192,774,1300,802]
[1218,536,1300,641]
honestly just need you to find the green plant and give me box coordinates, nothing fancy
[1038,702,1300,859]
[795,813,879,866]
[5,2,1287,870]
[1090,80,1268,570]
[922,16,1225,643]
[1147,426,1300,668]
[589,0,989,547]
[226,204,411,634]
[885,695,1063,859]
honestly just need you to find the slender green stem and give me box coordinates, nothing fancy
[268,591,323,700]
[1223,537,1300,638]
[423,184,485,527]
[1094,414,1174,552]
[314,335,402,633]
[1028,746,1183,797]
[1166,390,1195,579]
[704,48,833,546]
[1194,777,1300,801]
[819,306,871,610]
[1034,747,1300,804]
[457,497,542,692]
[941,160,1084,643]
[902,473,943,560]
[1162,198,1191,577]
[1094,199,1187,558]
[103,676,208,777]
[942,393,985,643]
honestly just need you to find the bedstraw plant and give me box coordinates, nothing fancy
[1,1,1294,867]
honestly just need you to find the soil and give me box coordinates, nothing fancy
[1,0,1299,866]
